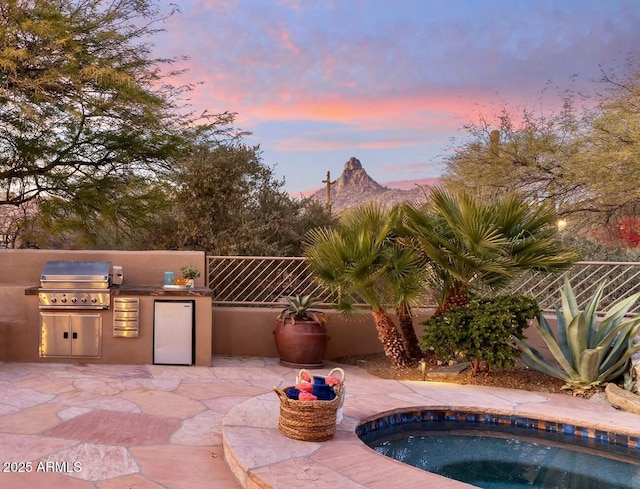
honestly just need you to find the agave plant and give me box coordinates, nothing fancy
[277,295,326,325]
[513,279,640,392]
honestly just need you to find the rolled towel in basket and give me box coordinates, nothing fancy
[312,383,336,401]
[296,382,313,393]
[285,387,301,400]
[298,391,318,401]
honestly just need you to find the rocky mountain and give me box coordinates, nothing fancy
[311,157,432,213]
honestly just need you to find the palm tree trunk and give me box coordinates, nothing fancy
[435,284,469,316]
[371,310,412,368]
[395,304,423,358]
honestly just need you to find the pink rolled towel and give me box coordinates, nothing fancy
[296,382,313,393]
[298,392,318,401]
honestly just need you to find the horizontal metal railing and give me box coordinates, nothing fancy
[207,257,640,313]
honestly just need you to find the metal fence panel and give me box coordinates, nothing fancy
[207,257,640,313]
[207,256,338,305]
[505,261,640,315]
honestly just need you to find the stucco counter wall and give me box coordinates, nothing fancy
[0,250,212,366]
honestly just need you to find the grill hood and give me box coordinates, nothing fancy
[40,261,111,289]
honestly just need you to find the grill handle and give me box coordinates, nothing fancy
[64,332,68,339]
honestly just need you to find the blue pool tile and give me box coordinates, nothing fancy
[356,408,640,455]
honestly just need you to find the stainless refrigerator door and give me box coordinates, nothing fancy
[153,301,194,365]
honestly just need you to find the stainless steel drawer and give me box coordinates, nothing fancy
[113,297,140,338]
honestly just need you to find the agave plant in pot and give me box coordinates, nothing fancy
[274,295,329,368]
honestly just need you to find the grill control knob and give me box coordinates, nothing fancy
[81,297,88,303]
[71,297,78,303]
[91,297,98,303]
[61,297,67,303]
[50,297,57,303]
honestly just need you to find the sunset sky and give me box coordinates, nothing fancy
[154,0,640,195]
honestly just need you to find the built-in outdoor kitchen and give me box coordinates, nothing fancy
[0,249,213,366]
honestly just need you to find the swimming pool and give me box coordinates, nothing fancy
[357,409,640,489]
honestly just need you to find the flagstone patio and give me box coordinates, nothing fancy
[0,357,638,489]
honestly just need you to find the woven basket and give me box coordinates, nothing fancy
[273,384,342,442]
[296,366,346,413]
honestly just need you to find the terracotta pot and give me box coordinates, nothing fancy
[273,319,329,369]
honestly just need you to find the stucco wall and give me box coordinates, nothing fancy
[0,249,207,287]
[212,307,436,359]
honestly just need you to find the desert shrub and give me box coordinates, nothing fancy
[420,295,540,375]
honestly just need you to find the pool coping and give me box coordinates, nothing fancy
[222,368,640,489]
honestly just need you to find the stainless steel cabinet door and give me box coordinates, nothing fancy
[40,313,101,358]
[70,314,101,357]
[40,313,72,357]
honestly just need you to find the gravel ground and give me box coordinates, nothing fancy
[336,352,576,395]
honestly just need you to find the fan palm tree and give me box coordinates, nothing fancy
[304,203,428,368]
[401,187,579,314]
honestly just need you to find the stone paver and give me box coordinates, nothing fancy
[131,445,236,489]
[0,358,259,488]
[0,403,62,434]
[43,410,181,445]
[0,357,637,489]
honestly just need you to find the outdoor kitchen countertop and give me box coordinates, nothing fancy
[113,285,214,296]
[24,285,214,296]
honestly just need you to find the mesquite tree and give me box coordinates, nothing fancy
[0,0,235,246]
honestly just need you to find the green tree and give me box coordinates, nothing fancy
[401,187,578,314]
[0,0,235,245]
[305,203,428,368]
[162,144,335,256]
[442,102,582,209]
[443,61,640,236]
[571,64,640,226]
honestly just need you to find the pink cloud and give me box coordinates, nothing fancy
[273,136,427,152]
[249,91,473,126]
[279,27,301,55]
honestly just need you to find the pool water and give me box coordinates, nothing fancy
[361,423,640,489]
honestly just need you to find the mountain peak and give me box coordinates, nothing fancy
[333,157,384,193]
[344,156,363,171]
[311,157,426,212]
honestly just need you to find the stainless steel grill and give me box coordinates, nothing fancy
[38,261,112,310]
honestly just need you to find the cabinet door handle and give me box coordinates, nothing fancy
[72,332,78,339]
[63,332,69,339]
